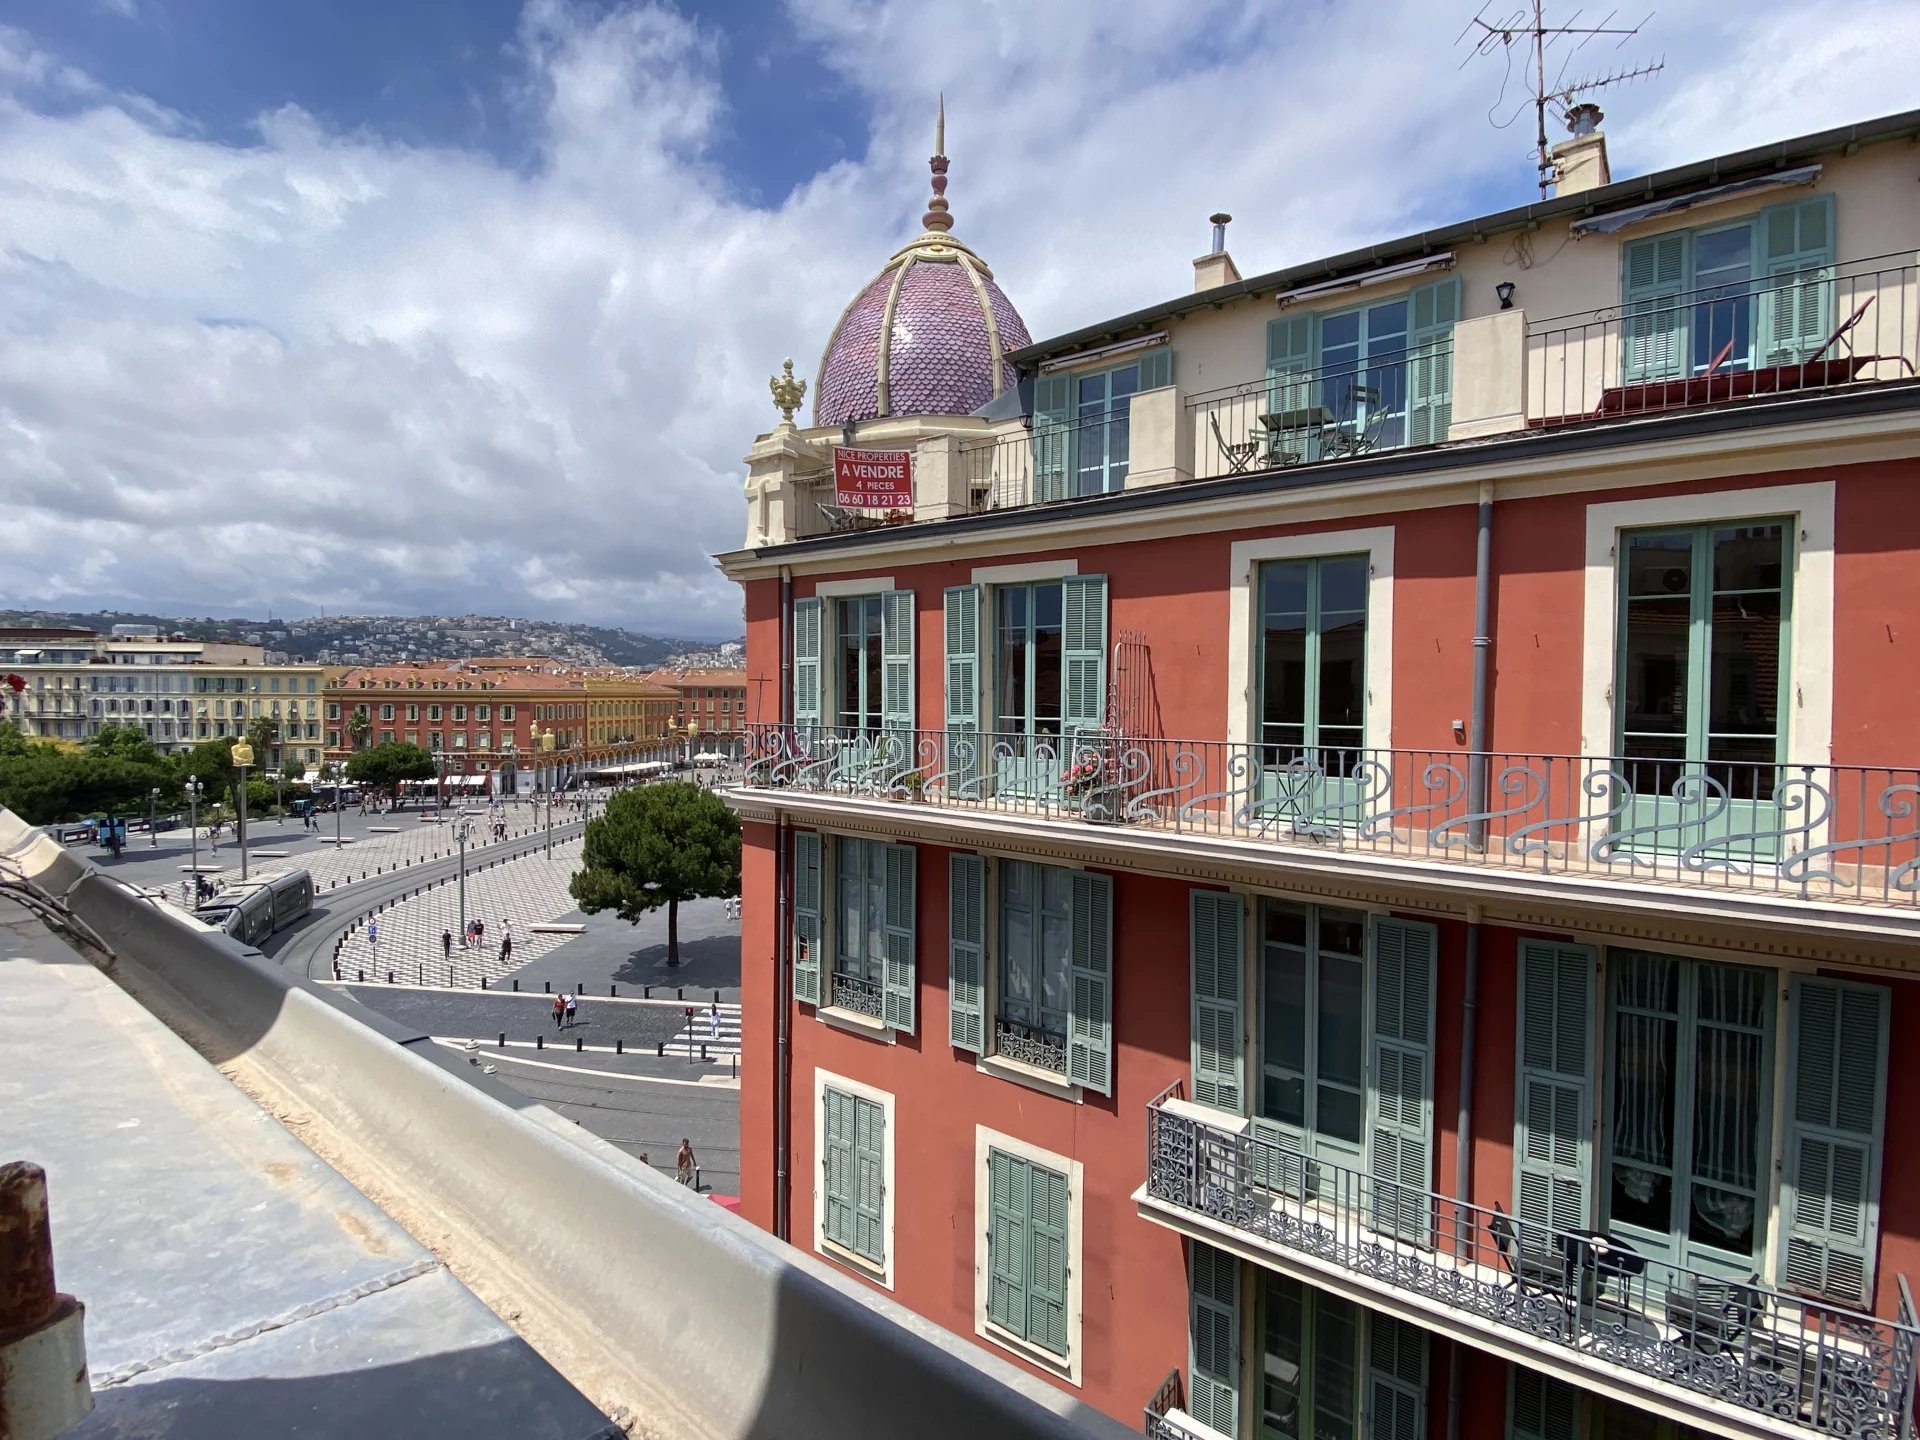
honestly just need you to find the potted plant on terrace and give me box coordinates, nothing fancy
[1061,749,1123,824]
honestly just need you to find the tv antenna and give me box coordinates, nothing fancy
[1460,2,1664,196]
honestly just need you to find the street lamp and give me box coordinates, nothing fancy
[330,761,344,848]
[148,786,161,847]
[502,740,518,803]
[231,738,254,883]
[538,724,556,859]
[184,777,203,888]
[435,749,448,812]
[453,815,473,945]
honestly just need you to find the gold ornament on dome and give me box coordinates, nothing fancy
[769,358,807,426]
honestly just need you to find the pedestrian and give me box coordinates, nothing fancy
[707,1006,721,1044]
[564,991,578,1027]
[552,993,564,1028]
[499,931,512,965]
[676,1138,695,1187]
[442,929,453,962]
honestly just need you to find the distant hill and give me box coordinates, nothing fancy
[0,608,733,671]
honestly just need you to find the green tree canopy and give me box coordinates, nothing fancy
[569,781,740,965]
[345,741,436,799]
[0,726,175,824]
[84,723,162,766]
[0,746,79,823]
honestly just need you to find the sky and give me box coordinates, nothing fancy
[0,0,1913,638]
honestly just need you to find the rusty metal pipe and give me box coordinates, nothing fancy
[0,1161,91,1440]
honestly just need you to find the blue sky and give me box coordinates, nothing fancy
[0,0,1913,635]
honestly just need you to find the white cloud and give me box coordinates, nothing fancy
[0,1,1913,635]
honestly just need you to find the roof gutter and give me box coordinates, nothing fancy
[1006,108,1920,368]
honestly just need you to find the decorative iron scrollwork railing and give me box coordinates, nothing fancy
[1143,1364,1212,1440]
[1143,1093,1920,1440]
[741,725,1920,908]
[993,1017,1068,1075]
[827,971,884,1020]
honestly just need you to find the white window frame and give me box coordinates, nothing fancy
[812,1068,895,1289]
[973,1124,1084,1386]
[1581,481,1832,770]
[1227,526,1396,751]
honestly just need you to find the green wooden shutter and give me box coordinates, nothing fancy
[793,597,824,735]
[1367,917,1437,1242]
[948,852,986,1053]
[1026,1162,1070,1356]
[987,1149,1030,1333]
[1758,194,1836,367]
[943,585,981,786]
[1621,231,1690,382]
[1509,1369,1584,1440]
[1189,889,1245,1114]
[1514,939,1595,1243]
[1265,312,1318,463]
[882,842,916,1033]
[1406,277,1460,446]
[822,1087,856,1250]
[1366,1312,1427,1440]
[1061,575,1108,736]
[792,829,822,1005]
[880,589,915,736]
[1780,974,1889,1306]
[1137,345,1175,391]
[852,1094,885,1263]
[1188,1243,1241,1438]
[1033,374,1074,503]
[1067,870,1114,1095]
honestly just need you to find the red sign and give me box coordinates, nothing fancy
[833,448,913,510]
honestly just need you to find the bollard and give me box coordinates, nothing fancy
[576,1037,583,1053]
[498,1033,506,1047]
[616,1039,623,1055]
[610,984,617,998]
[700,1043,708,1062]
[712,990,721,1006]
[512,978,519,992]
[387,971,394,984]
[481,976,488,990]
[732,1052,738,1080]
[537,1034,544,1050]
[677,986,684,1001]
[357,969,365,982]
[448,967,454,986]
[544,980,551,993]
[644,984,651,999]
[656,1042,664,1057]
[417,965,423,984]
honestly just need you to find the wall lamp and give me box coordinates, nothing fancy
[1495,280,1517,310]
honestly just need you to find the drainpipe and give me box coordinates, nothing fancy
[773,567,793,1241]
[1447,482,1494,1440]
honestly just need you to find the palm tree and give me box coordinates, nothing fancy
[347,707,372,751]
[246,714,280,769]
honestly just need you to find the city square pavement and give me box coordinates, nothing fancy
[509,895,741,1004]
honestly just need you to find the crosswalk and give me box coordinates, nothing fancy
[660,1004,741,1057]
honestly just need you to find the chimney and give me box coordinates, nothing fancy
[1550,102,1611,197]
[1192,212,1242,293]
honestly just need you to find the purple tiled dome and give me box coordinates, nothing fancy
[814,241,1030,425]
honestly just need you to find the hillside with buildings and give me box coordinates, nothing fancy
[0,609,740,670]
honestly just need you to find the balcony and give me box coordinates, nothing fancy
[740,726,1920,915]
[1528,253,1918,428]
[1142,1086,1919,1440]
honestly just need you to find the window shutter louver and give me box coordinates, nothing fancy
[1032,374,1075,503]
[1406,277,1459,446]
[943,585,981,788]
[882,843,916,1033]
[1621,231,1691,382]
[1189,890,1245,1114]
[1780,974,1889,1306]
[1508,1369,1584,1440]
[1366,1312,1428,1440]
[1027,1163,1070,1356]
[947,852,986,1053]
[792,830,822,1005]
[880,589,915,737]
[1758,194,1837,368]
[1137,346,1174,391]
[1067,870,1114,1094]
[1060,574,1108,737]
[823,1088,855,1250]
[852,1095,885,1263]
[792,597,824,736]
[1188,1243,1241,1438]
[986,1149,1029,1333]
[1514,939,1595,1244]
[1367,917,1437,1242]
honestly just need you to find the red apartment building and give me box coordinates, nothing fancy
[720,110,1920,1440]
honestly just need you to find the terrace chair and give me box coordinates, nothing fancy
[1208,411,1259,474]
[1488,1203,1575,1335]
[1807,295,1916,375]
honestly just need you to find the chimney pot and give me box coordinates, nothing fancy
[1208,212,1232,255]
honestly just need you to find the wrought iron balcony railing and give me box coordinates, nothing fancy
[1144,1087,1920,1440]
[957,405,1145,513]
[1527,252,1919,427]
[1143,1367,1212,1440]
[1186,337,1454,482]
[740,725,1920,909]
[827,970,884,1020]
